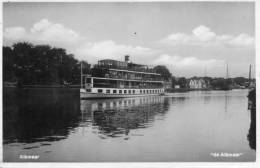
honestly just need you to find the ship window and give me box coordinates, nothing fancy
[86,89,91,92]
[124,90,127,94]
[106,89,110,93]
[140,90,142,93]
[113,90,117,94]
[119,90,122,94]
[133,90,135,94]
[128,90,131,94]
[98,89,103,93]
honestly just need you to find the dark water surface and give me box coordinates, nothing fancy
[3,88,255,162]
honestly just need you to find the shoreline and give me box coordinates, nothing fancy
[4,86,249,92]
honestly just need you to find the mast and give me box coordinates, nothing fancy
[249,64,252,87]
[81,61,83,88]
[226,63,229,79]
[224,63,231,90]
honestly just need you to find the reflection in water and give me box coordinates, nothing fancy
[223,91,231,120]
[3,88,81,144]
[203,95,211,105]
[248,115,256,150]
[80,96,170,139]
[224,92,228,114]
[247,89,256,150]
[3,89,255,162]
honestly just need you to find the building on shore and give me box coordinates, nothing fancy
[188,77,210,89]
[174,85,180,89]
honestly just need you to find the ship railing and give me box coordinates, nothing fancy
[93,84,163,89]
[105,74,163,81]
[89,75,160,81]
[94,64,158,74]
[83,74,165,82]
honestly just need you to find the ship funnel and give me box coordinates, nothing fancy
[125,55,130,63]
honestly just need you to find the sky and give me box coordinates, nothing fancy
[3,2,255,77]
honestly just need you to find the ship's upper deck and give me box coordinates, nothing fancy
[97,57,160,75]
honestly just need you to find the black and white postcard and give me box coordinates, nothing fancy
[1,0,257,166]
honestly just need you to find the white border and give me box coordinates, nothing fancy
[0,0,259,168]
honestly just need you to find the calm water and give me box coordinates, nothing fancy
[3,88,255,162]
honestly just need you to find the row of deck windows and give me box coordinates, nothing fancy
[97,89,163,94]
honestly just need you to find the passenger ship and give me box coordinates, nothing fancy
[80,56,168,99]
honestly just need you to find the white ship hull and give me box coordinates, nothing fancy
[80,92,163,99]
[80,88,165,99]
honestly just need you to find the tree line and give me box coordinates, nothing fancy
[3,42,90,86]
[3,42,252,89]
[3,42,173,87]
[171,76,252,90]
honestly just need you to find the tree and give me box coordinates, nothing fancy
[233,77,248,86]
[91,65,108,78]
[12,42,34,85]
[211,78,227,89]
[171,76,177,88]
[3,42,88,86]
[3,46,16,82]
[153,65,172,81]
[177,77,188,88]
